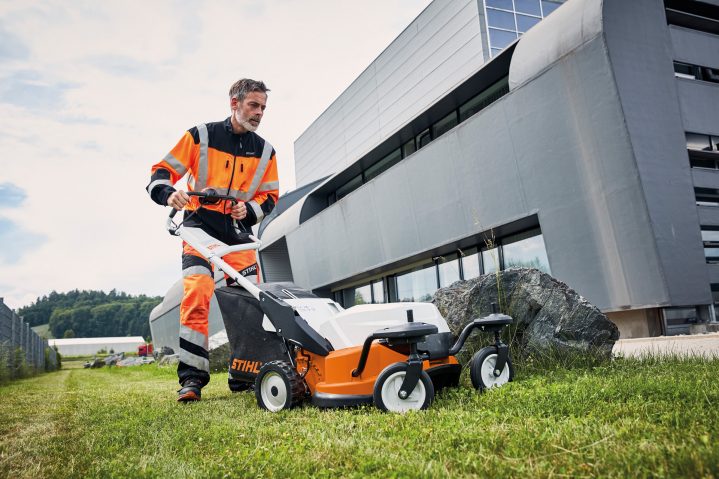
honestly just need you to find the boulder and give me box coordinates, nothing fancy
[432,268,619,359]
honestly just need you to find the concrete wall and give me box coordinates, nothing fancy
[294,0,487,186]
[281,0,718,313]
[602,0,711,306]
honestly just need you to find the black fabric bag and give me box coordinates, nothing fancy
[214,283,317,386]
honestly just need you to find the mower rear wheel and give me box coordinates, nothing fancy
[373,362,434,413]
[469,346,514,392]
[255,360,306,412]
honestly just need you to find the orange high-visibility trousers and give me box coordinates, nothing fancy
[177,242,259,387]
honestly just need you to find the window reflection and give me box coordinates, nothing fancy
[461,249,481,280]
[487,9,516,30]
[432,111,458,139]
[489,28,518,49]
[502,230,551,273]
[372,280,384,303]
[486,0,513,10]
[686,132,713,151]
[396,265,438,302]
[438,256,460,287]
[516,14,541,32]
[339,229,553,304]
[365,149,402,182]
[482,247,499,274]
[514,0,541,16]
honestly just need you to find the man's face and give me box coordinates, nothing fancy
[231,91,267,132]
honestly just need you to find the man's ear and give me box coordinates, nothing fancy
[230,97,239,111]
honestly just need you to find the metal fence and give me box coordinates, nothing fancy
[0,298,58,378]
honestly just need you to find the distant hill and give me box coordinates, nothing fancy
[18,290,162,339]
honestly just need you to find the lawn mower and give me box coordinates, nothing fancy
[167,191,514,413]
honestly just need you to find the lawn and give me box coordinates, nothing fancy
[0,356,717,478]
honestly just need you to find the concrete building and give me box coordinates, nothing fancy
[258,0,719,338]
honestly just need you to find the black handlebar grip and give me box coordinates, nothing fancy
[169,208,179,219]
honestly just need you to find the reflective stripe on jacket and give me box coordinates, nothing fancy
[147,117,279,227]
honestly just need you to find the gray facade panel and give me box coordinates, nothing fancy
[287,34,676,310]
[506,37,667,308]
[698,205,719,226]
[294,0,486,186]
[692,167,719,189]
[677,79,719,135]
[708,264,719,284]
[669,26,719,68]
[602,0,711,306]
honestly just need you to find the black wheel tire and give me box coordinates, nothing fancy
[373,362,434,413]
[469,346,514,392]
[254,360,306,412]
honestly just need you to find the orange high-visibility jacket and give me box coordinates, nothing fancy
[147,117,279,243]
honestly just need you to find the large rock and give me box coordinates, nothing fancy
[432,268,619,358]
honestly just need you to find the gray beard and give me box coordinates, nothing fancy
[238,115,258,132]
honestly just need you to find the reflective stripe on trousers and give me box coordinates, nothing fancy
[178,242,260,383]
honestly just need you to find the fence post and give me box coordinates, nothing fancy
[24,321,31,365]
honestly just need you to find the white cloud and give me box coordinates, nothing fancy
[0,0,432,310]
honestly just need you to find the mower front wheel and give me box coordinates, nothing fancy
[469,346,514,391]
[255,360,306,412]
[373,362,434,413]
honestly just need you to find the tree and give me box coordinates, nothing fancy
[63,329,75,338]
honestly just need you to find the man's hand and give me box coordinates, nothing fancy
[230,201,247,220]
[167,190,190,210]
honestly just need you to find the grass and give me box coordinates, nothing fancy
[0,356,717,478]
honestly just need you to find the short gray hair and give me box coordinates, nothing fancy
[229,78,270,102]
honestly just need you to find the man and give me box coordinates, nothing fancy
[146,79,279,402]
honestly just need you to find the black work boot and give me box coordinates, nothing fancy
[177,379,203,402]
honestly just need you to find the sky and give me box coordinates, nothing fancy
[0,0,433,310]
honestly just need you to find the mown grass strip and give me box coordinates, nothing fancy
[0,357,717,478]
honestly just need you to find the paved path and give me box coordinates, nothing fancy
[613,332,719,358]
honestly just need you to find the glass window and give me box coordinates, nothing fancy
[663,307,697,325]
[336,175,362,200]
[402,138,416,158]
[372,280,384,303]
[491,48,504,57]
[705,247,719,262]
[686,132,712,151]
[696,187,719,207]
[488,28,518,49]
[344,284,371,306]
[502,230,552,274]
[461,248,481,280]
[482,247,499,274]
[395,264,438,302]
[702,67,719,84]
[674,62,698,80]
[365,149,402,182]
[432,111,458,139]
[459,77,509,122]
[515,0,541,16]
[711,284,719,318]
[486,0,513,10]
[701,228,719,243]
[690,157,718,169]
[713,137,719,151]
[438,255,461,287]
[486,9,516,30]
[416,129,431,149]
[541,0,562,16]
[516,14,541,32]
